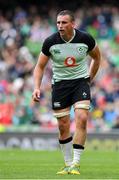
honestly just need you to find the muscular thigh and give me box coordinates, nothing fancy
[74,100,90,122]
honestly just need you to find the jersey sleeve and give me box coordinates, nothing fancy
[41,37,51,57]
[85,33,96,52]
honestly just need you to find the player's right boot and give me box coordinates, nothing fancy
[56,165,70,175]
[68,163,80,175]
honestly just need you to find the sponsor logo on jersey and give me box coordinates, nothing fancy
[64,57,78,67]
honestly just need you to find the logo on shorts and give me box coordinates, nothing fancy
[83,92,87,98]
[54,102,61,107]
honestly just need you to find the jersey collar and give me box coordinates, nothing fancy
[60,29,76,43]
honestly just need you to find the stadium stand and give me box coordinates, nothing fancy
[0,1,119,132]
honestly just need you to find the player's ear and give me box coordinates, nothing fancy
[72,21,75,28]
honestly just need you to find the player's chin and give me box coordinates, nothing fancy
[59,30,65,35]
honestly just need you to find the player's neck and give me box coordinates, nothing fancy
[61,29,75,43]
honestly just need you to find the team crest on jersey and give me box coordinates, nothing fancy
[77,47,88,55]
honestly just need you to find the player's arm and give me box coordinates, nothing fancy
[88,45,101,82]
[32,52,49,102]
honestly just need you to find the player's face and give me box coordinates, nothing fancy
[57,15,75,38]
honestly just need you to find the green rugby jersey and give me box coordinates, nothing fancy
[42,29,96,83]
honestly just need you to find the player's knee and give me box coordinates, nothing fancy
[75,111,88,130]
[75,108,88,120]
[79,119,87,130]
[58,118,70,135]
[58,119,69,130]
[80,112,88,122]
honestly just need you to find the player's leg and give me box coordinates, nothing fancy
[73,100,90,161]
[68,77,91,174]
[54,108,71,140]
[69,100,90,175]
[52,79,78,174]
[54,107,73,174]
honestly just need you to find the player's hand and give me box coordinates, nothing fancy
[32,89,40,102]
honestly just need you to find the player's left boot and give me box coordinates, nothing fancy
[68,163,80,175]
[56,165,70,175]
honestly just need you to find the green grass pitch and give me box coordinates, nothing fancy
[0,149,119,179]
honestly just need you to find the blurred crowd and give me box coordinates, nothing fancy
[0,4,119,132]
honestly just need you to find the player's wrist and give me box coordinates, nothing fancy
[34,88,40,91]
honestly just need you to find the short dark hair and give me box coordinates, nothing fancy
[57,10,75,22]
